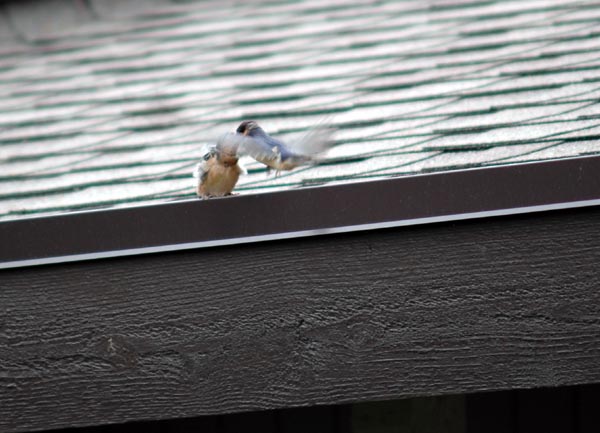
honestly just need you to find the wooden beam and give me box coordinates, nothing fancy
[2,207,600,432]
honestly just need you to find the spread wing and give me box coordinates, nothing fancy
[215,132,245,155]
[236,134,283,167]
[235,124,336,168]
[289,124,335,157]
[217,131,283,167]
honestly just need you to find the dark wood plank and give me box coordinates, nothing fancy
[466,390,516,433]
[3,207,600,432]
[516,387,575,433]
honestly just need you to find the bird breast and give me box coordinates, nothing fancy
[209,164,240,193]
[199,159,242,197]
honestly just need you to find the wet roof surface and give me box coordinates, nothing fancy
[1,0,600,220]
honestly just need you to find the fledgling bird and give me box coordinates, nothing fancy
[236,120,332,173]
[193,132,246,199]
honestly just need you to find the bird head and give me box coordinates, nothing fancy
[215,133,241,166]
[236,120,261,136]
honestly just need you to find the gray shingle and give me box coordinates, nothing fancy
[89,0,175,19]
[2,0,600,221]
[4,0,94,41]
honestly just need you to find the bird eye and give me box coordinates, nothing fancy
[203,152,212,161]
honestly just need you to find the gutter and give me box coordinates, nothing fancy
[1,154,600,270]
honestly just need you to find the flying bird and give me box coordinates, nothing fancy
[194,120,333,198]
[236,120,332,173]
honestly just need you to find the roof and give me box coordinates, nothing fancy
[2,0,600,222]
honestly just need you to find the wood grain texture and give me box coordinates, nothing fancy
[3,207,600,432]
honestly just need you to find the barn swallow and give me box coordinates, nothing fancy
[193,132,246,199]
[236,120,332,173]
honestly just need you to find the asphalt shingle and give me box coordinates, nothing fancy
[1,0,600,220]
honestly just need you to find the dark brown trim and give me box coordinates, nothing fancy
[3,206,600,432]
[2,155,600,269]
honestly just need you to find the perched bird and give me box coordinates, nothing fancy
[194,120,333,198]
[236,120,332,173]
[193,132,246,199]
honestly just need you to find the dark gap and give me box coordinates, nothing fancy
[135,11,189,21]
[433,123,515,135]
[419,161,484,173]
[456,83,565,98]
[490,100,590,111]
[562,133,600,142]
[232,38,284,49]
[121,123,181,132]
[209,65,302,77]
[74,54,150,65]
[235,95,304,105]
[458,28,510,37]
[92,63,180,75]
[0,132,82,146]
[447,43,509,54]
[423,144,495,152]
[226,52,271,62]
[124,107,182,116]
[243,106,350,119]
[370,67,424,79]
[428,0,496,12]
[316,155,371,166]
[0,118,58,128]
[501,65,600,77]
[347,41,381,49]
[236,81,298,90]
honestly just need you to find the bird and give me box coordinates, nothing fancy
[236,120,332,174]
[193,132,246,199]
[194,120,333,198]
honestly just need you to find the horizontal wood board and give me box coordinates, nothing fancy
[2,206,600,432]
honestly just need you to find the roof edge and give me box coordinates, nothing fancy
[2,155,600,270]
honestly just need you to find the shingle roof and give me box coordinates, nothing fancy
[1,0,600,220]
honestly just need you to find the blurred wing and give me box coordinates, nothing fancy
[234,133,281,166]
[289,124,335,156]
[216,132,245,155]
